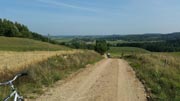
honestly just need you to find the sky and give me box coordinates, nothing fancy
[0,0,180,35]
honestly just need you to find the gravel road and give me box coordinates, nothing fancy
[35,59,147,101]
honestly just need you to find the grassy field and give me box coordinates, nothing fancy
[108,47,150,57]
[167,52,180,57]
[53,38,73,43]
[109,47,180,100]
[0,37,70,51]
[0,50,102,100]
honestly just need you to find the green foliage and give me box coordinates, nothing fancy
[97,32,180,42]
[95,40,108,55]
[116,40,180,52]
[0,51,102,100]
[62,39,95,50]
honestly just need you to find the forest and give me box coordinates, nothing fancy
[97,32,180,41]
[0,18,56,44]
[116,40,180,52]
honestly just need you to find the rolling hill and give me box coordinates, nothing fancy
[97,32,180,41]
[0,36,70,51]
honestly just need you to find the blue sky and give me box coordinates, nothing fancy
[0,0,180,35]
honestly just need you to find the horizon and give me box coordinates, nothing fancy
[1,0,180,35]
[50,32,180,37]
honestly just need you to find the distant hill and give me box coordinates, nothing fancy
[52,32,180,52]
[161,32,180,40]
[52,32,180,42]
[0,36,70,51]
[97,32,180,41]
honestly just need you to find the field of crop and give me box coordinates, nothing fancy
[0,50,102,100]
[108,47,150,57]
[0,37,70,51]
[0,50,80,78]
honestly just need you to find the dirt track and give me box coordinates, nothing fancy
[35,59,147,101]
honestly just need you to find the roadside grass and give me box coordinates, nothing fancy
[108,47,179,100]
[124,53,180,101]
[108,47,150,57]
[0,50,102,100]
[0,36,70,51]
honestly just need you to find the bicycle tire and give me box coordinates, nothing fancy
[17,98,24,101]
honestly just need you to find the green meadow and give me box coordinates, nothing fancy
[0,37,70,51]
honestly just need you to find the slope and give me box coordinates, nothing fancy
[0,36,70,51]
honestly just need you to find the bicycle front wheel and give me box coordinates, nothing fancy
[17,98,24,101]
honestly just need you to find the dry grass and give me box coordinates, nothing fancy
[0,50,102,100]
[0,50,81,74]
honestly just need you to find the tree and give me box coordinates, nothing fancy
[95,40,108,55]
[3,19,18,37]
[0,18,3,36]
[0,18,56,44]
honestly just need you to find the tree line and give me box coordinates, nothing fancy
[61,39,109,54]
[97,32,180,42]
[116,40,180,52]
[0,18,56,44]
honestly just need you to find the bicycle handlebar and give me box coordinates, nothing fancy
[0,72,28,86]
